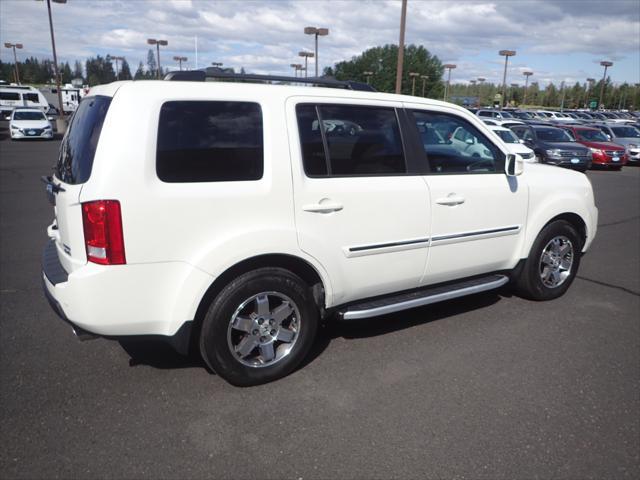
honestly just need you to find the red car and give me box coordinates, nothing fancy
[560,125,627,170]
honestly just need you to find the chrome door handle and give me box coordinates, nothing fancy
[302,201,343,213]
[436,194,465,206]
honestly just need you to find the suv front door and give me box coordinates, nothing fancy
[287,99,431,306]
[405,104,528,285]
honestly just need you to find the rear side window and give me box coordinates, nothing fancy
[157,101,263,183]
[0,92,20,100]
[296,104,406,176]
[56,95,112,184]
[23,93,39,103]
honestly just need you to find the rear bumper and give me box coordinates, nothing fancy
[41,240,211,345]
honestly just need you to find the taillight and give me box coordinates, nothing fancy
[81,200,126,265]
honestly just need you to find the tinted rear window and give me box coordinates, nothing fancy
[56,95,112,184]
[0,92,20,100]
[156,101,263,183]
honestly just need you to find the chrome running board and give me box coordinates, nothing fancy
[341,274,509,320]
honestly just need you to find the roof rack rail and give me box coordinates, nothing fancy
[164,67,376,92]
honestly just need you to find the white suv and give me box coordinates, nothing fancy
[42,75,598,386]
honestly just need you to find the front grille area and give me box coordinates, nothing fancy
[605,150,622,157]
[559,151,588,157]
[24,128,44,136]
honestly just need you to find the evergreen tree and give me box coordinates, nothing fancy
[119,58,132,80]
[147,49,157,78]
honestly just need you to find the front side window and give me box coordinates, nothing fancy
[157,101,263,183]
[411,110,502,174]
[296,104,406,176]
[494,129,520,144]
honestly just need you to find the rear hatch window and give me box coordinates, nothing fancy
[56,95,111,184]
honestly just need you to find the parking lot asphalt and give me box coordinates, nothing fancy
[1,133,638,479]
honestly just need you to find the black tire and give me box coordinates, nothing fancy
[514,220,582,301]
[199,267,318,386]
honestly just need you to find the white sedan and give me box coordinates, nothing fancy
[489,125,536,162]
[9,108,53,140]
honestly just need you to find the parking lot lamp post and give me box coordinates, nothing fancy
[41,0,66,127]
[211,62,223,68]
[147,38,168,79]
[510,83,518,106]
[421,75,429,96]
[409,72,419,96]
[598,61,613,109]
[443,64,456,101]
[522,71,533,105]
[304,27,329,77]
[298,51,314,79]
[173,56,187,71]
[499,50,516,109]
[4,43,23,84]
[394,0,408,94]
[364,71,374,85]
[108,55,124,80]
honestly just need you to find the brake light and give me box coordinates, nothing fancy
[81,200,126,265]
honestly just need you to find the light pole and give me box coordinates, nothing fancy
[108,55,124,80]
[304,26,329,77]
[598,60,613,109]
[522,71,533,105]
[41,0,66,128]
[290,63,302,78]
[395,0,408,94]
[421,75,429,96]
[499,49,516,109]
[584,78,595,108]
[559,81,566,111]
[364,71,373,84]
[147,38,168,79]
[211,62,223,68]
[4,43,23,84]
[409,72,419,96]
[298,51,314,79]
[173,56,187,71]
[443,64,456,101]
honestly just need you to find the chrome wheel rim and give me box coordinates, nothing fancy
[539,235,574,288]
[227,292,301,368]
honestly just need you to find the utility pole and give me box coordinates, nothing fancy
[498,49,516,109]
[598,61,613,109]
[395,0,408,94]
[409,72,419,96]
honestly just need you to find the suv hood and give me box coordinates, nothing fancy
[577,140,624,150]
[539,141,589,152]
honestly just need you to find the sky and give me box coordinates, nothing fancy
[0,0,638,87]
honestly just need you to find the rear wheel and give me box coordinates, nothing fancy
[199,268,319,386]
[514,220,582,301]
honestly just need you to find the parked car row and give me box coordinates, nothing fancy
[469,108,640,171]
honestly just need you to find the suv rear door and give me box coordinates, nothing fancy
[49,95,112,273]
[287,98,431,306]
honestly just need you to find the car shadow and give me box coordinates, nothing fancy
[297,290,504,371]
[118,290,504,374]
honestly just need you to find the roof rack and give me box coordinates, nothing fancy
[164,67,376,92]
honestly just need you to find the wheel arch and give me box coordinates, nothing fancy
[188,253,327,353]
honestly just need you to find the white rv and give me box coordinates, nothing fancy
[0,85,49,118]
[41,85,84,114]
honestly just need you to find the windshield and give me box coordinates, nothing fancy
[513,111,533,119]
[611,126,640,138]
[576,129,609,142]
[500,111,514,118]
[13,111,46,121]
[494,129,520,143]
[536,128,574,142]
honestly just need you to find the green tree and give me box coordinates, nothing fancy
[327,44,444,97]
[146,49,157,78]
[85,55,116,86]
[73,60,84,82]
[60,62,73,84]
[119,58,132,80]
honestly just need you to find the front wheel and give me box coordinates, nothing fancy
[199,268,319,386]
[513,220,582,301]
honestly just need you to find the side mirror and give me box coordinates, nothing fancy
[519,139,525,144]
[465,138,474,145]
[47,116,54,121]
[505,153,524,177]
